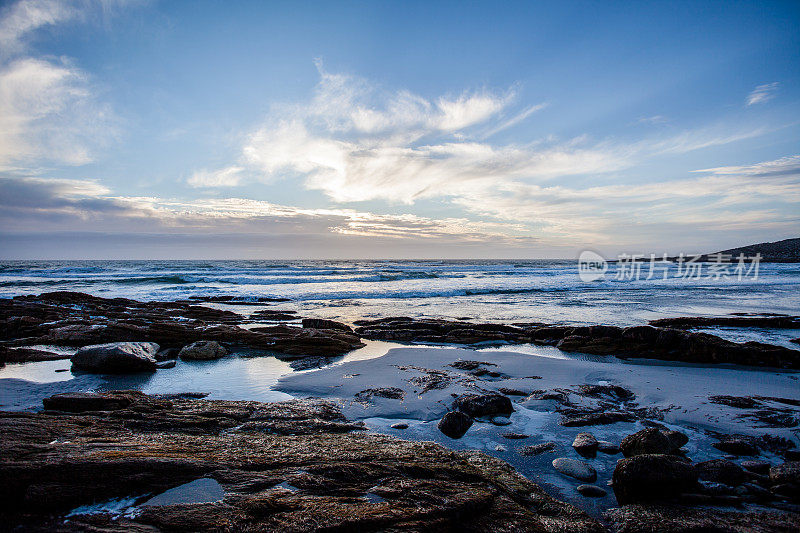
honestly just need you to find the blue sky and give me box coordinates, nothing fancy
[0,0,798,258]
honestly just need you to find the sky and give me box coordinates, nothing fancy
[0,0,798,259]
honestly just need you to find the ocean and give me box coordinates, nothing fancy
[1,259,799,328]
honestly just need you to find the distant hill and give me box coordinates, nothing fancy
[714,237,800,262]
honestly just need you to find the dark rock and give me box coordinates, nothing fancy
[596,440,620,454]
[650,315,800,329]
[71,341,159,373]
[355,387,405,401]
[498,387,529,396]
[552,458,597,482]
[301,318,353,332]
[155,347,180,361]
[620,428,672,457]
[612,454,698,504]
[179,340,227,360]
[576,484,607,498]
[605,504,800,532]
[771,483,800,500]
[519,442,557,456]
[770,461,800,485]
[577,384,634,401]
[0,293,364,359]
[560,411,635,427]
[741,460,771,475]
[695,459,747,486]
[354,318,529,345]
[449,360,494,371]
[155,360,176,369]
[1,394,604,532]
[249,309,298,321]
[42,391,170,412]
[437,411,473,439]
[713,438,759,456]
[572,432,598,458]
[738,482,773,500]
[663,429,689,451]
[709,394,760,408]
[390,423,408,430]
[0,346,67,362]
[453,393,513,418]
[491,416,512,426]
[502,433,529,439]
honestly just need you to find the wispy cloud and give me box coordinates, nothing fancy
[188,166,245,187]
[746,82,779,106]
[0,57,115,169]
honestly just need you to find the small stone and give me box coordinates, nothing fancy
[438,411,473,439]
[155,360,176,369]
[576,484,607,497]
[502,433,529,439]
[495,444,507,452]
[552,457,597,482]
[390,423,408,430]
[572,432,598,458]
[519,442,557,456]
[491,416,512,426]
[596,440,620,454]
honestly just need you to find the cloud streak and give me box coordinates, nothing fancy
[746,82,779,106]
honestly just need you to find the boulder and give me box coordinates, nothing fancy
[552,458,597,482]
[620,428,672,457]
[712,438,758,456]
[572,432,598,457]
[695,459,747,486]
[301,318,353,332]
[438,411,473,439]
[612,454,698,504]
[452,393,513,418]
[663,430,689,451]
[71,342,159,373]
[179,340,227,360]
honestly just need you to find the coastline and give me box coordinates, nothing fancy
[1,291,799,530]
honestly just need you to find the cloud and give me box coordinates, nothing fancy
[0,0,135,171]
[0,176,535,247]
[204,66,774,214]
[0,57,114,169]
[746,82,779,106]
[188,166,245,187]
[0,0,76,54]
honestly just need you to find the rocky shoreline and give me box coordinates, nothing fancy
[2,292,799,369]
[2,391,798,532]
[2,292,800,530]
